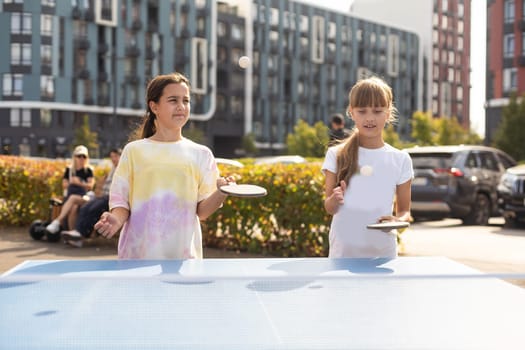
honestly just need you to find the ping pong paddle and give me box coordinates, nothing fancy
[219,184,267,198]
[366,221,410,230]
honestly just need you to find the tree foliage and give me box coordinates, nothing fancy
[492,94,525,161]
[73,114,99,157]
[286,119,329,157]
[410,110,482,146]
[410,111,435,145]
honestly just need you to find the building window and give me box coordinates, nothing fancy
[217,22,226,37]
[457,86,463,101]
[3,74,23,96]
[387,34,399,77]
[504,33,515,57]
[41,76,55,98]
[311,16,324,63]
[441,16,448,30]
[442,0,448,12]
[457,37,463,51]
[40,109,52,127]
[10,109,31,127]
[231,24,243,41]
[440,82,452,117]
[11,12,32,35]
[95,0,118,27]
[42,0,55,6]
[522,32,525,54]
[41,14,53,36]
[10,43,31,65]
[504,0,515,23]
[433,65,439,80]
[503,67,517,91]
[458,3,464,17]
[41,45,52,65]
[191,38,207,94]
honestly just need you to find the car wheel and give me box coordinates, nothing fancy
[462,193,490,226]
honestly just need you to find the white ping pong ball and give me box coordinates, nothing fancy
[238,56,250,69]
[360,165,373,176]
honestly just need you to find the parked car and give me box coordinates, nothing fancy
[254,155,306,165]
[404,145,516,225]
[497,164,525,227]
[216,157,244,168]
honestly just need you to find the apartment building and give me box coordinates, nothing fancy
[0,0,419,158]
[485,0,525,143]
[351,0,471,130]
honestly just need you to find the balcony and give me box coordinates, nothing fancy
[98,71,109,82]
[98,95,110,106]
[131,19,143,31]
[145,48,156,60]
[125,74,140,85]
[98,43,109,55]
[76,69,90,80]
[72,6,81,19]
[74,36,90,51]
[84,10,95,21]
[131,100,142,109]
[125,45,141,57]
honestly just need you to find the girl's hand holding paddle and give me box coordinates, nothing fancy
[217,176,236,195]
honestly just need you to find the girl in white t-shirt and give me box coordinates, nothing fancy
[322,77,414,258]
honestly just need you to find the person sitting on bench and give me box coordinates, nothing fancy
[61,148,121,247]
[46,145,95,235]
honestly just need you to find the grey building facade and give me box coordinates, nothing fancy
[0,0,419,158]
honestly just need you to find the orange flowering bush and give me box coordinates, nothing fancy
[0,156,110,226]
[0,155,65,226]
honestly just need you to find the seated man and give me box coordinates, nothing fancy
[61,148,121,247]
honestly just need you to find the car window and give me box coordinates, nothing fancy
[409,153,453,169]
[478,152,499,171]
[496,152,517,169]
[465,153,478,169]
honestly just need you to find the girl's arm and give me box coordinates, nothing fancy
[376,180,412,223]
[324,171,346,215]
[197,176,233,221]
[94,207,130,239]
[394,179,412,222]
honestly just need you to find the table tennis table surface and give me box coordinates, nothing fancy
[1,256,525,350]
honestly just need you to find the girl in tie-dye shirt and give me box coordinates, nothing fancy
[94,73,231,259]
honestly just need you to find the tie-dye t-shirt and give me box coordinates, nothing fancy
[109,138,219,259]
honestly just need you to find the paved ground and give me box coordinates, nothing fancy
[0,226,265,274]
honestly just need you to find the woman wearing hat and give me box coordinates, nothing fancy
[45,145,95,235]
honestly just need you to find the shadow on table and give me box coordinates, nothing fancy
[246,258,394,292]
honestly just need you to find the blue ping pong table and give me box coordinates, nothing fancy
[1,257,525,350]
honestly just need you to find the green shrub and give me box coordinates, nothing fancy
[0,156,65,226]
[204,162,331,257]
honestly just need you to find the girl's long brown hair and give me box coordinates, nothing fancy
[335,77,397,185]
[128,72,191,142]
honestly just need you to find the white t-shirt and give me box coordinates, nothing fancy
[322,143,413,258]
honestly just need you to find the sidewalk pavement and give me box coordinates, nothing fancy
[0,226,265,274]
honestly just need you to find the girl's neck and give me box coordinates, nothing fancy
[149,129,183,142]
[359,137,385,149]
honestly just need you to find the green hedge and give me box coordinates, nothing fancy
[205,162,330,257]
